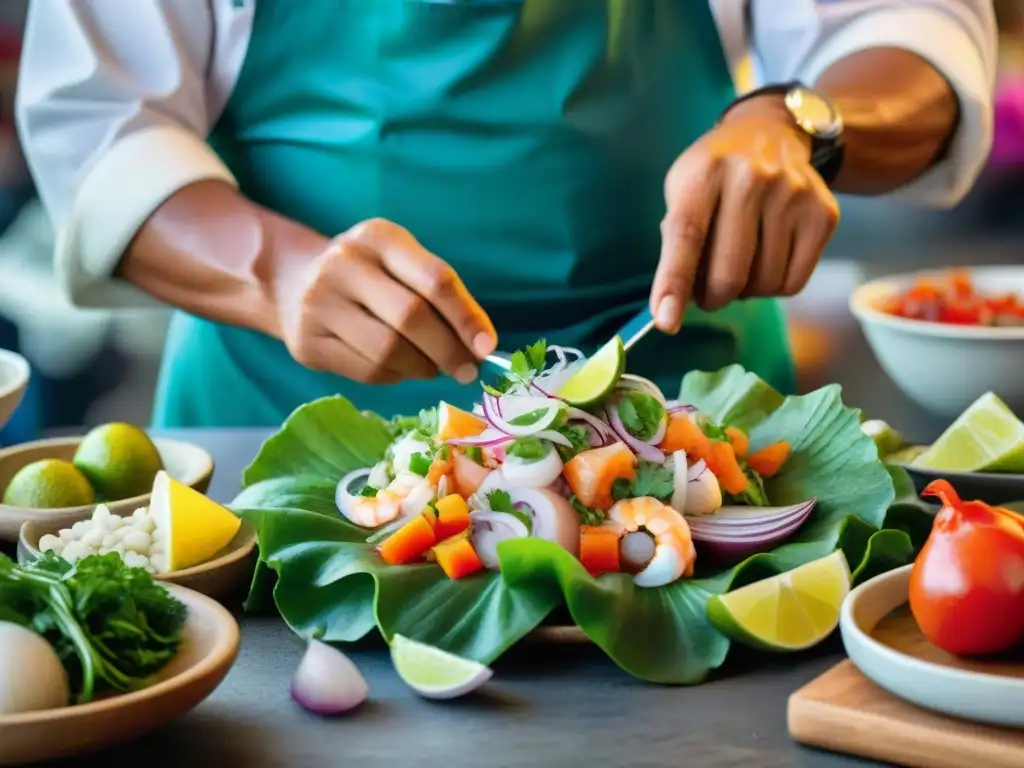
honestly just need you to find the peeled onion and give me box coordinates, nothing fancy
[290,640,369,716]
[0,622,69,715]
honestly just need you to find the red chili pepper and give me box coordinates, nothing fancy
[909,479,1024,656]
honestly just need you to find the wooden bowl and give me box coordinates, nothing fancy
[0,436,214,542]
[0,349,30,433]
[17,517,258,601]
[0,584,239,765]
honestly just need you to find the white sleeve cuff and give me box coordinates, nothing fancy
[55,125,238,308]
[798,7,993,209]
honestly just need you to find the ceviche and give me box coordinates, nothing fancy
[879,270,1023,327]
[335,340,813,588]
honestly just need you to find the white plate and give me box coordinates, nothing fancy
[840,564,1024,728]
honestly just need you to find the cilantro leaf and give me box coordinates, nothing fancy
[486,339,549,394]
[506,438,550,462]
[569,496,606,526]
[612,461,675,502]
[486,489,533,530]
[615,392,666,441]
[358,485,379,498]
[389,407,438,441]
[555,424,591,462]
[464,445,484,465]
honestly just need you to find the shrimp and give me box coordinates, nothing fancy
[343,471,438,528]
[608,497,697,588]
[348,490,406,527]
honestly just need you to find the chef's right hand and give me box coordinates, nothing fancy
[276,218,497,385]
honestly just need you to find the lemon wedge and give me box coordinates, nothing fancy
[149,470,241,572]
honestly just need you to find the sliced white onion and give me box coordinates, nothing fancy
[504,487,580,556]
[501,446,564,487]
[482,394,565,438]
[532,429,573,447]
[291,640,369,716]
[336,468,373,522]
[684,463,722,516]
[470,510,530,569]
[669,452,688,514]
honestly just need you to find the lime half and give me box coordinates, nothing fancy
[706,550,851,651]
[390,634,493,700]
[912,392,1024,474]
[556,336,625,407]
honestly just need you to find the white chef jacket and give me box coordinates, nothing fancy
[15,0,999,309]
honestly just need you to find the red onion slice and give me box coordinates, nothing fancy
[446,427,511,448]
[687,500,817,565]
[606,405,665,464]
[665,400,698,414]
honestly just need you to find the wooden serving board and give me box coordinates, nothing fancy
[788,660,1024,767]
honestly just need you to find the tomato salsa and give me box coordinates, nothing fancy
[879,270,1024,327]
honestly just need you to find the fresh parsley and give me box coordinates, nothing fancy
[0,552,187,704]
[569,496,605,526]
[611,461,675,502]
[616,392,666,441]
[505,438,550,462]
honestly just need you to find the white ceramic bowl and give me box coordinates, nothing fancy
[840,564,1024,728]
[0,349,30,433]
[850,266,1024,418]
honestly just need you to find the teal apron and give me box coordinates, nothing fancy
[153,0,796,428]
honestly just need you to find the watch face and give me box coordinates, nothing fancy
[785,87,843,139]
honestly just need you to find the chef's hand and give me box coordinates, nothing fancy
[651,95,840,332]
[276,218,497,385]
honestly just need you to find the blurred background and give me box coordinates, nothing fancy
[0,1,1022,443]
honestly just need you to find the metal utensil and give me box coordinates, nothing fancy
[482,308,657,372]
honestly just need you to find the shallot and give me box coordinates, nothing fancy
[291,640,369,716]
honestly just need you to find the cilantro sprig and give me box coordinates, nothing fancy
[483,339,548,395]
[615,392,666,442]
[611,461,675,503]
[0,552,187,704]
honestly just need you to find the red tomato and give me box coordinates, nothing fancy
[909,480,1024,656]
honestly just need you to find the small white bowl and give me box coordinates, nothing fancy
[0,349,30,433]
[840,564,1024,728]
[0,437,214,542]
[850,266,1024,418]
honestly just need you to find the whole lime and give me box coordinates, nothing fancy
[73,422,164,500]
[2,459,96,508]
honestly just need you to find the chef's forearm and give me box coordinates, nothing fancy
[117,181,327,337]
[815,47,960,195]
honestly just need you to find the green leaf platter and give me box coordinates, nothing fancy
[230,365,933,684]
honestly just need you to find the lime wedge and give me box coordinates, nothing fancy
[556,336,625,407]
[706,550,851,651]
[912,392,1024,474]
[390,634,493,699]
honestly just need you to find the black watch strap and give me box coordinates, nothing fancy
[720,82,845,187]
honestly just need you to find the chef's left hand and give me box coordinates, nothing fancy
[650,95,840,333]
